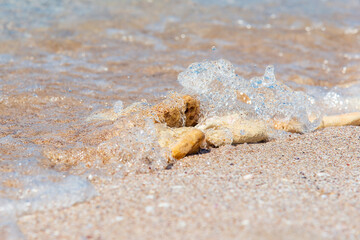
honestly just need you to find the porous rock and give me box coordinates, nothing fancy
[151,94,200,127]
[319,112,360,129]
[197,114,269,147]
[87,94,201,129]
[271,112,360,133]
[272,118,307,133]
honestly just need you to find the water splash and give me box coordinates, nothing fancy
[178,59,322,133]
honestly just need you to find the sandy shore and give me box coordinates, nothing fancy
[17,126,360,240]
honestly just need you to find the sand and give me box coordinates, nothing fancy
[17,126,360,240]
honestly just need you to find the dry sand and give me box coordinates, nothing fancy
[18,126,360,240]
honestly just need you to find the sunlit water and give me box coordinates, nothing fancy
[0,0,360,238]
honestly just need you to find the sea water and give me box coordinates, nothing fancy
[0,0,359,238]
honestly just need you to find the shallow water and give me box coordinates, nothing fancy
[0,0,360,238]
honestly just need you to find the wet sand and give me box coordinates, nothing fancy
[18,126,360,240]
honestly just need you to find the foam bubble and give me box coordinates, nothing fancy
[97,116,171,174]
[303,83,360,115]
[178,59,322,132]
[113,100,124,114]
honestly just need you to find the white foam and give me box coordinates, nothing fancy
[178,59,322,132]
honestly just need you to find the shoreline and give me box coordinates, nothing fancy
[18,126,360,239]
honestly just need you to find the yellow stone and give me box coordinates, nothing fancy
[86,94,201,128]
[151,94,200,127]
[171,129,205,160]
[318,112,360,129]
[272,118,306,133]
[197,114,268,147]
[271,112,360,133]
[156,124,205,160]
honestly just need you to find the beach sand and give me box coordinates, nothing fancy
[17,126,360,239]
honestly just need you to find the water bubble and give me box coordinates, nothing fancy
[178,59,321,133]
[251,77,262,88]
[263,65,276,86]
[113,100,124,114]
